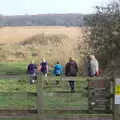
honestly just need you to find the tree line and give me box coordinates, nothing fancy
[0,14,86,27]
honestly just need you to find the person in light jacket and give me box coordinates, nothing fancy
[87,55,99,77]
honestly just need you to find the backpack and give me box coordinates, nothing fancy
[54,64,62,75]
[69,61,77,76]
[28,64,37,74]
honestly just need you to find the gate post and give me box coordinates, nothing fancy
[36,73,45,120]
[113,78,120,120]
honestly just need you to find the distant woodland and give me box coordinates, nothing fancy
[0,14,86,26]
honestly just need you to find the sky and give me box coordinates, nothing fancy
[0,0,109,15]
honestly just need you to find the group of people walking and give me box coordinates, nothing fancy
[27,55,99,92]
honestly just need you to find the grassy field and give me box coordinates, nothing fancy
[0,62,112,120]
[0,77,88,109]
[0,76,112,119]
[0,26,82,44]
[0,26,85,66]
[0,62,27,75]
[0,62,88,109]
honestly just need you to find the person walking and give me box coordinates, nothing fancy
[27,60,37,84]
[65,57,78,93]
[87,55,99,77]
[38,58,49,87]
[53,61,63,85]
[38,58,48,76]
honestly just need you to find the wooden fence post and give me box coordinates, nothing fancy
[113,78,120,120]
[36,73,45,120]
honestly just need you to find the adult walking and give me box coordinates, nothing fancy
[87,55,99,77]
[65,57,78,93]
[27,60,37,84]
[38,58,48,76]
[38,58,49,87]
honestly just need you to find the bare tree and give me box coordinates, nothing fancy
[83,0,120,67]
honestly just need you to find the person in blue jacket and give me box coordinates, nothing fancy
[53,61,63,85]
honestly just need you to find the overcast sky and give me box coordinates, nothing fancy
[0,0,109,15]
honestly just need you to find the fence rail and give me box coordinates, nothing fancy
[0,74,114,120]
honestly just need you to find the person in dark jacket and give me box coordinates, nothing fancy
[65,57,78,93]
[53,61,63,85]
[27,60,37,84]
[38,58,49,87]
[38,58,48,76]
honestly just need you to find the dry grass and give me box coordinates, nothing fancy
[0,26,85,65]
[0,26,82,44]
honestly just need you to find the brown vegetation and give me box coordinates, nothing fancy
[0,26,84,66]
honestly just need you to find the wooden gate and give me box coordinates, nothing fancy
[88,78,113,112]
[36,75,113,120]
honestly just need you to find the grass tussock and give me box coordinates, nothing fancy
[0,26,84,67]
[21,33,67,46]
